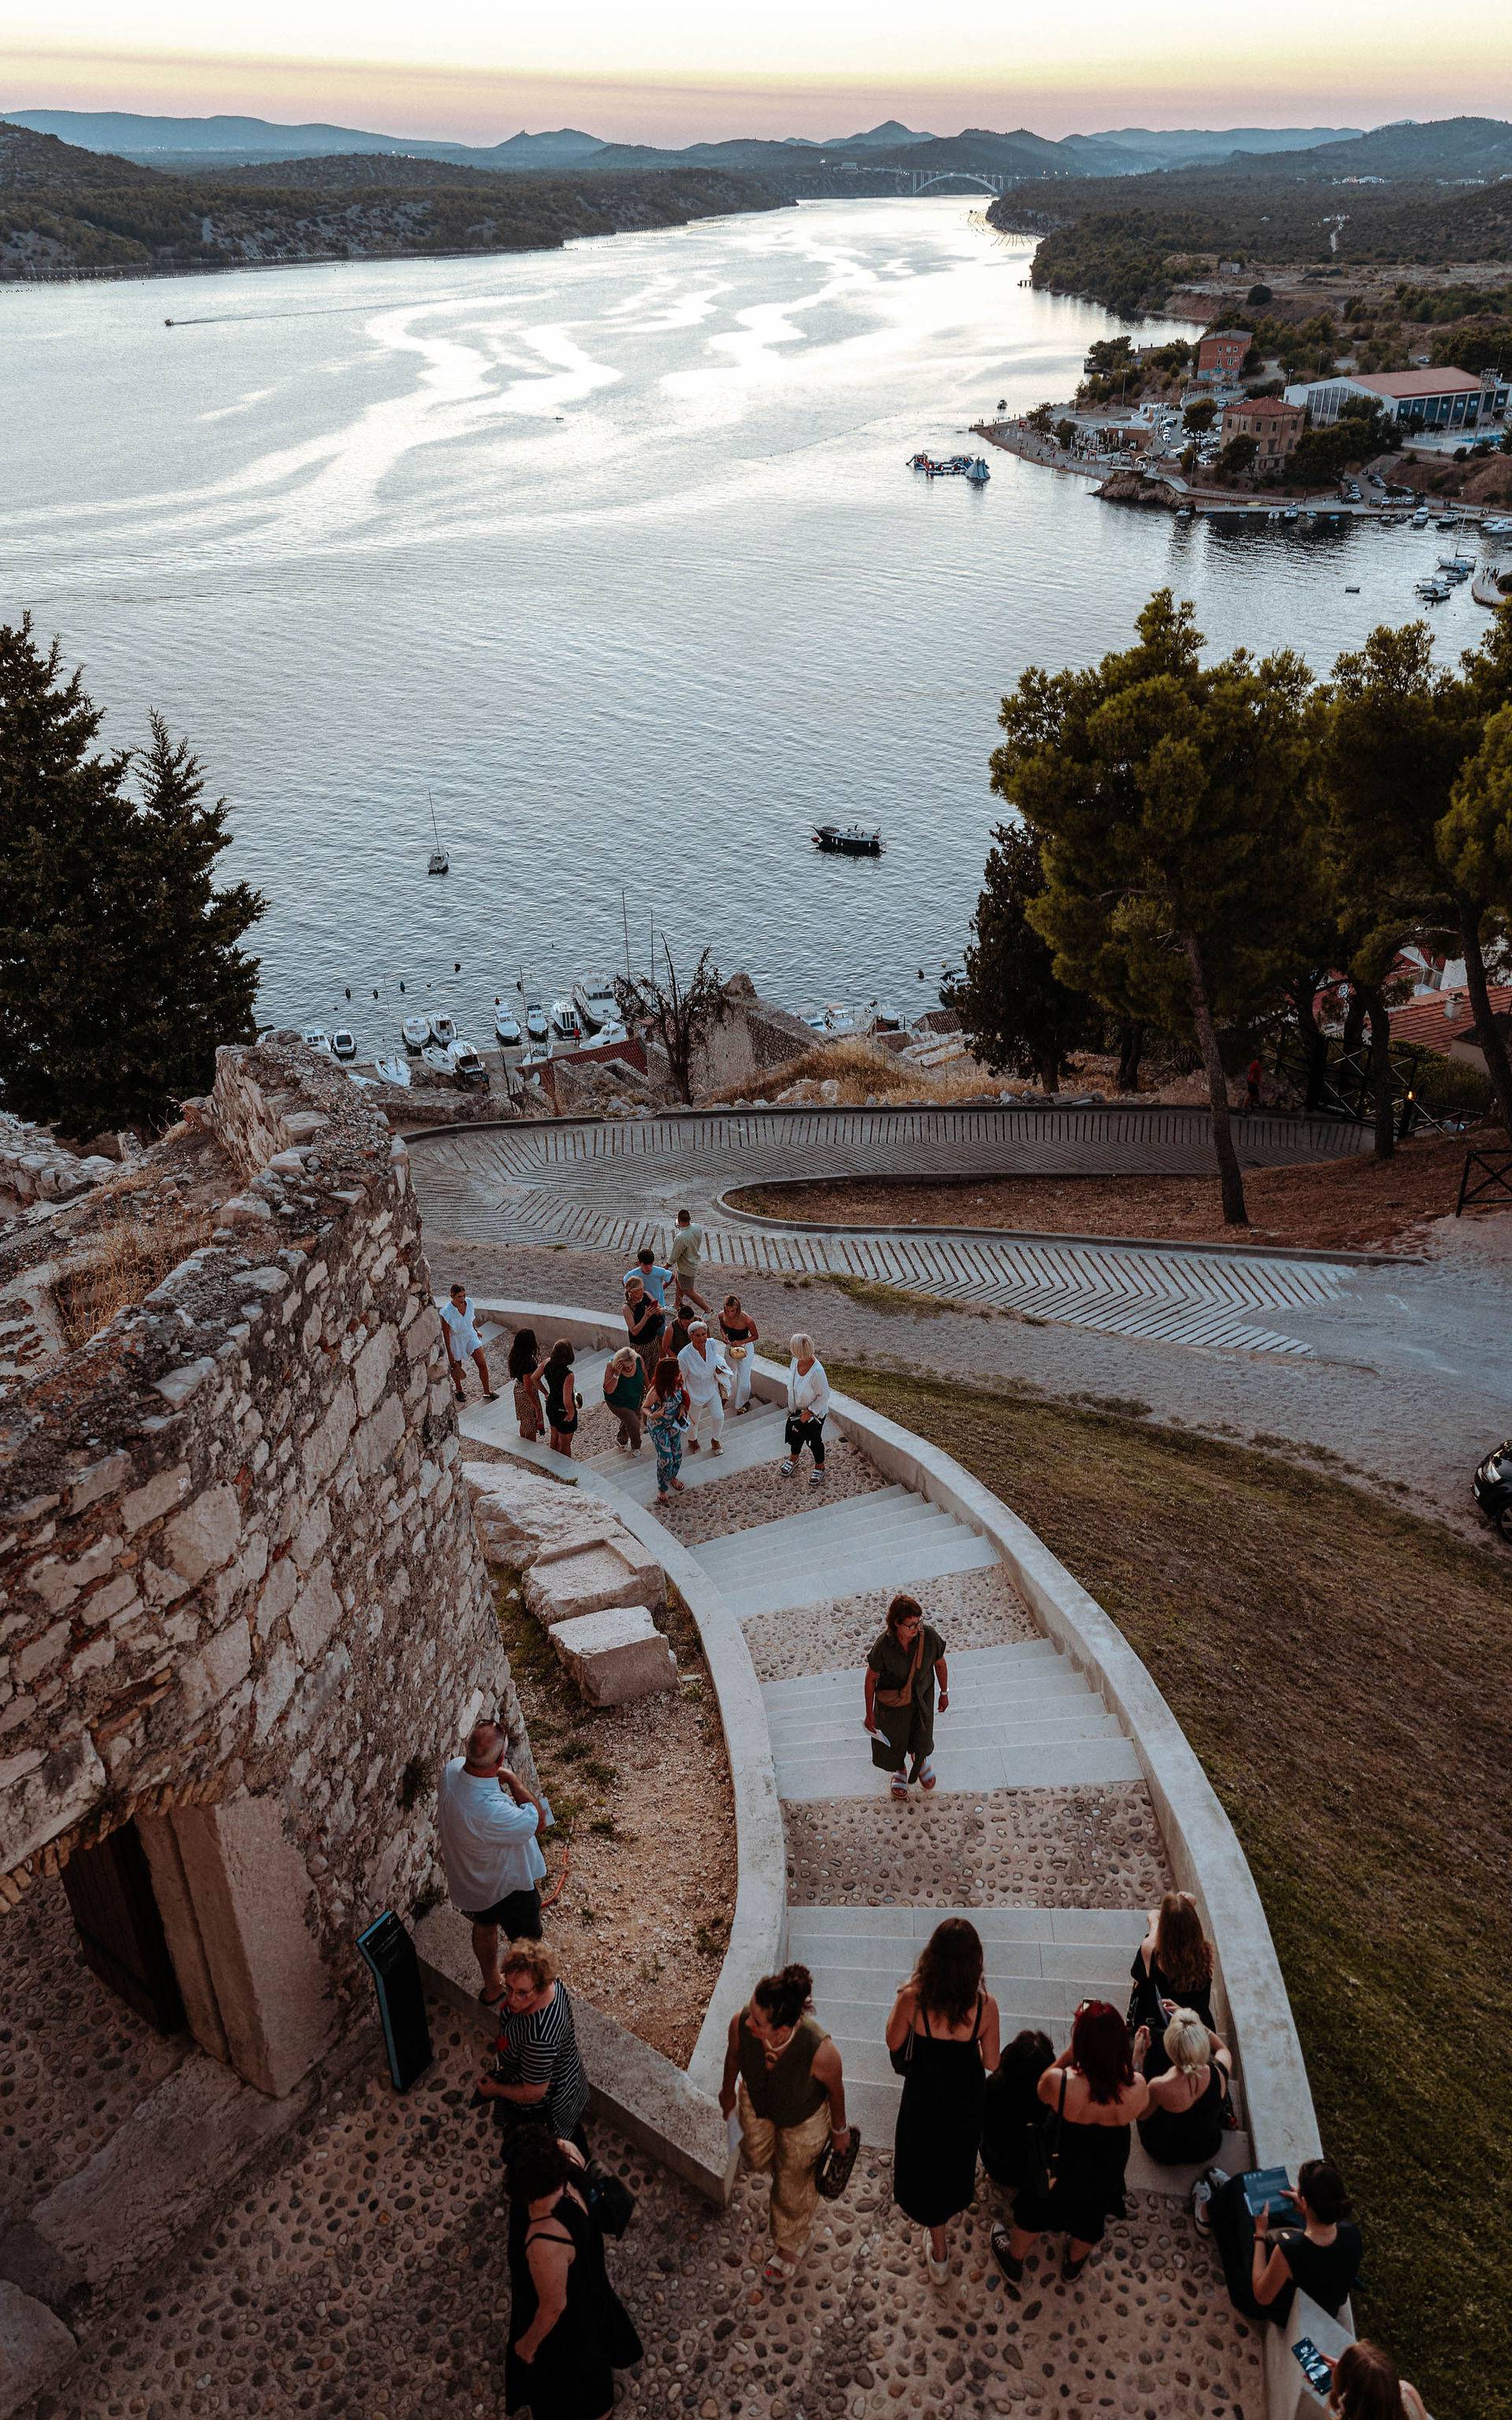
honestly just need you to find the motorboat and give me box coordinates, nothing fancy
[401,1014,430,1053]
[573,974,618,1033]
[870,1002,903,1034]
[428,1011,457,1049]
[550,998,582,1040]
[494,998,523,1047]
[1415,580,1451,602]
[1483,517,1512,536]
[421,1041,454,1073]
[1436,515,1458,531]
[1411,507,1429,526]
[592,1017,628,1049]
[524,1000,550,1044]
[448,1041,488,1089]
[301,1026,332,1053]
[813,822,884,856]
[1280,507,1299,523]
[332,1028,357,1061]
[374,1055,412,1087]
[805,1003,860,1038]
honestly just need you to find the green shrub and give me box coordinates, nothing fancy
[1406,1051,1494,1123]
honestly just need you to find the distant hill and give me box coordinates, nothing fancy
[1087,126,1361,172]
[0,108,610,170]
[0,123,783,280]
[1218,115,1512,182]
[826,121,934,148]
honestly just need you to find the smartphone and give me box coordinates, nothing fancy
[1292,2337,1332,2396]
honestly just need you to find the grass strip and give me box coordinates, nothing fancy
[829,1360,1510,2420]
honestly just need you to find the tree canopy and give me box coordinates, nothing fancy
[0,618,263,1137]
[955,823,1093,1093]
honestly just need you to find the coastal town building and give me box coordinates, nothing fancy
[1284,365,1510,431]
[1219,393,1305,470]
[1195,328,1251,383]
[1389,981,1512,1074]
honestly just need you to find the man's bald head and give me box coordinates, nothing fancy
[465,1717,505,1770]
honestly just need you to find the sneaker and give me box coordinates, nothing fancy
[1190,2180,1213,2235]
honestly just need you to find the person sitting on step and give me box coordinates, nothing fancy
[1135,2006,1232,2167]
[991,1999,1147,2287]
[1199,2155,1362,2327]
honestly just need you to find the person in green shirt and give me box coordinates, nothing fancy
[602,1346,647,1451]
[864,1594,950,1799]
[667,1207,711,1315]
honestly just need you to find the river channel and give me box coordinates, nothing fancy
[1,198,1498,1048]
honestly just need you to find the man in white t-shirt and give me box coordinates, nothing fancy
[440,1284,498,1403]
[676,1318,730,1456]
[436,1717,548,2006]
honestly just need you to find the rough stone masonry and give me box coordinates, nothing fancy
[0,1034,532,2092]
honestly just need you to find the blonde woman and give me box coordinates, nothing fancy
[781,1332,829,1485]
[1134,2006,1231,2167]
[601,1347,647,1452]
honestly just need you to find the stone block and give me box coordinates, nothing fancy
[120,1461,191,1535]
[164,1481,242,1583]
[0,1733,108,1876]
[550,1605,676,1706]
[524,1538,665,1628]
[0,2279,77,2416]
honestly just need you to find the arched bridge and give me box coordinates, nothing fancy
[907,169,1006,195]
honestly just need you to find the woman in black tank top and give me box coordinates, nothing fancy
[887,1919,1001,2284]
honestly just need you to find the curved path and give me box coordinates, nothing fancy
[458,1298,1344,2414]
[410,1104,1369,1357]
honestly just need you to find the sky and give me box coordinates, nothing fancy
[4,0,1511,145]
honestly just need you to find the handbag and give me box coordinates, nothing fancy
[814,2124,861,2200]
[1023,2067,1068,2200]
[875,1628,925,1711]
[584,2157,637,2239]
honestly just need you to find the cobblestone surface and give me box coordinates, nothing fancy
[46,2011,1261,2420]
[651,1435,885,1547]
[744,1564,1036,1683]
[785,1786,1175,1910]
[0,1876,185,2233]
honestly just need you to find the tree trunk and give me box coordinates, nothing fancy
[1458,893,1512,1142]
[1116,1020,1145,1093]
[1359,985,1395,1160]
[1182,933,1248,1226]
[1038,1051,1061,1094]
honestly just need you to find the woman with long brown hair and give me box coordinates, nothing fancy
[991,1999,1147,2286]
[1325,2342,1428,2420]
[1129,1891,1215,2073]
[886,1918,1001,2283]
[863,1594,950,1798]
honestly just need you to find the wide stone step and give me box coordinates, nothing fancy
[762,1638,1065,1710]
[788,1904,1148,1950]
[721,1526,1000,1623]
[839,2076,1251,2200]
[773,1731,1143,1801]
[768,1705,1125,1757]
[690,1485,922,1567]
[584,1404,786,1500]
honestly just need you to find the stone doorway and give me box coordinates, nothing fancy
[59,1820,186,2037]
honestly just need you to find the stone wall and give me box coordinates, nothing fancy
[0,1114,113,1209]
[0,1035,528,2086]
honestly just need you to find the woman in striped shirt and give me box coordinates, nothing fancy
[478,1940,590,2151]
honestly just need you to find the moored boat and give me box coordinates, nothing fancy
[301,1026,332,1053]
[428,1012,457,1049]
[813,822,884,856]
[401,1014,430,1053]
[524,1001,550,1044]
[374,1055,412,1087]
[494,998,523,1047]
[550,998,582,1040]
[332,1028,357,1061]
[573,974,618,1033]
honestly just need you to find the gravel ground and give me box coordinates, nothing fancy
[651,1434,884,1546]
[429,1230,1512,1533]
[784,1785,1173,1910]
[44,2006,1261,2420]
[744,1564,1036,1683]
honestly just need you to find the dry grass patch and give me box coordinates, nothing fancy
[732,1123,1506,1254]
[491,1572,735,2066]
[53,1200,219,1346]
[829,1359,1510,2420]
[709,1037,1010,1108]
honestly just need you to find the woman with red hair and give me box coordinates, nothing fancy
[991,1999,1147,2285]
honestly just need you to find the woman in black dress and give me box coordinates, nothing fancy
[505,2131,642,2420]
[1128,1892,1215,2076]
[1135,2006,1232,2167]
[1205,2156,1362,2328]
[991,2000,1147,2285]
[980,2028,1054,2192]
[887,1918,1001,2283]
[541,1341,578,1461]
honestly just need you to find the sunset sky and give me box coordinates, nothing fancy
[4,0,1511,144]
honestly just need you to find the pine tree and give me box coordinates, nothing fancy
[991,592,1318,1225]
[957,822,1093,1093]
[0,619,263,1137]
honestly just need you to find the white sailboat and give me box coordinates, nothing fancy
[426,791,449,878]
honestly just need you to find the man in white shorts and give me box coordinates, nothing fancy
[676,1318,730,1455]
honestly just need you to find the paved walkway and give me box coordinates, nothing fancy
[410,1106,1366,1357]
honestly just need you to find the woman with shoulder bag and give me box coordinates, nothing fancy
[864,1595,950,1798]
[717,1964,854,2288]
[991,2000,1147,2287]
[718,1294,759,1414]
[887,1918,1000,2284]
[503,2130,642,2420]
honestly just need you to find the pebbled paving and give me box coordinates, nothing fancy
[409,1107,1363,1357]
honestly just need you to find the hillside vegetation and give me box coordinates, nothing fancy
[0,124,782,280]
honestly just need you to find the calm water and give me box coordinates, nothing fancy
[1,200,1497,1050]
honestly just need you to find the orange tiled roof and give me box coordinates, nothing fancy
[1389,985,1512,1054]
